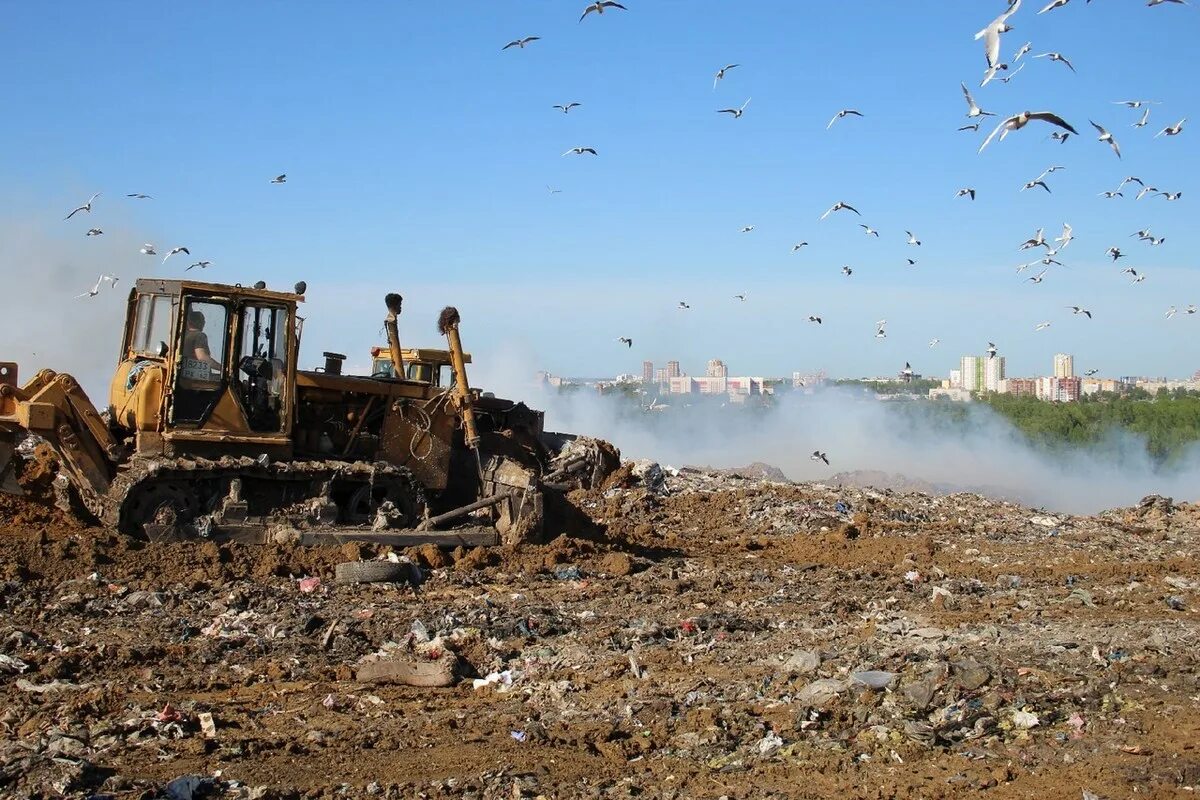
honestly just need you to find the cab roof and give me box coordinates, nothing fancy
[370,346,471,364]
[133,278,305,304]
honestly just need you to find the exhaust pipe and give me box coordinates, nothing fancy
[383,293,405,379]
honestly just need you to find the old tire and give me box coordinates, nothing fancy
[334,561,413,586]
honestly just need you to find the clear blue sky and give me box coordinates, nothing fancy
[0,1,1196,387]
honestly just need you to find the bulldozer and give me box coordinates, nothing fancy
[0,278,618,546]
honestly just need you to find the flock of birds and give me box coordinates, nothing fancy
[54,1,1193,470]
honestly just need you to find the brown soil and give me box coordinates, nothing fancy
[1,466,1198,798]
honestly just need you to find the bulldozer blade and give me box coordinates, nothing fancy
[0,438,23,496]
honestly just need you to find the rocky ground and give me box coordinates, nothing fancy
[1,456,1198,799]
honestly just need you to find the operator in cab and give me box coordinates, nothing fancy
[181,311,222,379]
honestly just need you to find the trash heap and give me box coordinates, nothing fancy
[0,460,1197,798]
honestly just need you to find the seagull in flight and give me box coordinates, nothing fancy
[75,274,119,299]
[65,192,100,220]
[906,231,921,246]
[1037,165,1066,180]
[859,224,879,237]
[1118,176,1145,190]
[808,315,822,324]
[1085,369,1099,377]
[1148,236,1166,246]
[553,103,581,114]
[1028,269,1048,283]
[961,83,996,118]
[1055,223,1074,249]
[1133,108,1151,128]
[1022,180,1051,193]
[1187,305,1197,315]
[139,243,157,256]
[986,342,998,359]
[928,338,940,348]
[677,301,690,310]
[1106,247,1125,260]
[1132,272,1147,283]
[163,246,190,263]
[1038,0,1072,13]
[1090,121,1122,158]
[126,193,152,199]
[1147,0,1189,5]
[1132,228,1153,240]
[1013,41,1032,61]
[1166,306,1177,320]
[1020,228,1047,250]
[998,63,1026,84]
[827,109,864,129]
[820,201,861,219]
[1156,191,1183,201]
[739,225,754,233]
[956,187,977,200]
[718,98,752,119]
[906,258,917,266]
[562,146,597,156]
[186,261,212,271]
[579,1,626,22]
[733,293,747,301]
[842,266,854,277]
[811,451,829,466]
[1120,266,1138,276]
[1114,99,1159,108]
[270,174,287,184]
[1099,191,1123,199]
[1048,131,1071,144]
[975,0,1021,70]
[901,362,914,382]
[86,228,103,237]
[713,64,739,89]
[1034,52,1076,72]
[1068,306,1093,318]
[874,324,887,339]
[1035,321,1051,330]
[1155,118,1187,138]
[502,36,541,50]
[546,185,562,194]
[618,337,633,348]
[1135,185,1159,200]
[959,122,981,132]
[980,111,1078,153]
[791,242,809,252]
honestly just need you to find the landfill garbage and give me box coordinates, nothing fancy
[0,461,1196,797]
[165,775,216,800]
[297,576,322,593]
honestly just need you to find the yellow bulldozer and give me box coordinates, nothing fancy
[0,278,618,546]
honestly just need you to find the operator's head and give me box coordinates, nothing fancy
[187,311,206,331]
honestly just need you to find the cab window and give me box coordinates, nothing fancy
[171,300,229,425]
[236,304,288,432]
[406,362,433,383]
[130,294,175,356]
[372,358,395,378]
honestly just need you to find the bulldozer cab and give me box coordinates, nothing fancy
[121,279,302,448]
[370,346,469,388]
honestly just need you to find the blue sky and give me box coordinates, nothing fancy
[0,0,1197,387]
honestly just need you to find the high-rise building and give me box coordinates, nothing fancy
[642,360,654,384]
[706,359,728,379]
[666,361,681,379]
[1037,376,1081,402]
[984,356,1005,392]
[1053,353,1074,379]
[959,356,983,391]
[654,368,667,384]
[949,369,962,389]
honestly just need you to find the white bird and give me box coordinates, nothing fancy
[139,243,157,256]
[618,336,633,347]
[677,301,690,310]
[959,122,981,132]
[1114,99,1159,108]
[998,63,1026,84]
[546,185,562,194]
[827,109,864,129]
[64,192,100,220]
[1090,121,1121,158]
[733,293,747,301]
[86,228,103,236]
[553,102,581,113]
[1148,0,1189,6]
[562,146,598,156]
[901,362,914,381]
[1132,273,1147,283]
[842,266,854,277]
[186,261,212,271]
[1133,108,1151,128]
[874,325,887,339]
[791,242,809,252]
[1148,236,1166,246]
[956,188,977,200]
[961,83,995,118]
[713,64,739,89]
[1055,223,1074,249]
[928,338,940,348]
[1020,228,1046,250]
[1120,266,1138,275]
[1166,306,1177,319]
[126,193,152,199]
[1048,131,1071,143]
[739,225,755,233]
[270,174,287,184]
[1136,185,1159,200]
[1085,369,1100,377]
[820,201,861,220]
[1187,304,1197,315]
[1013,41,1032,62]
[1038,0,1071,13]
[1131,228,1153,240]
[502,36,541,50]
[1157,191,1183,201]
[1034,52,1075,73]
[1106,246,1125,260]
[1036,165,1067,180]
[1118,176,1145,190]
[1029,270,1048,284]
[905,231,921,246]
[986,342,998,359]
[975,0,1021,70]
[1068,306,1093,318]
[1035,321,1051,330]
[980,112,1078,153]
[808,315,822,324]
[1099,191,1123,199]
[579,1,627,22]
[1022,180,1051,193]
[163,246,190,263]
[811,451,830,466]
[717,98,752,119]
[859,224,879,237]
[75,273,119,299]
[1155,118,1186,138]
